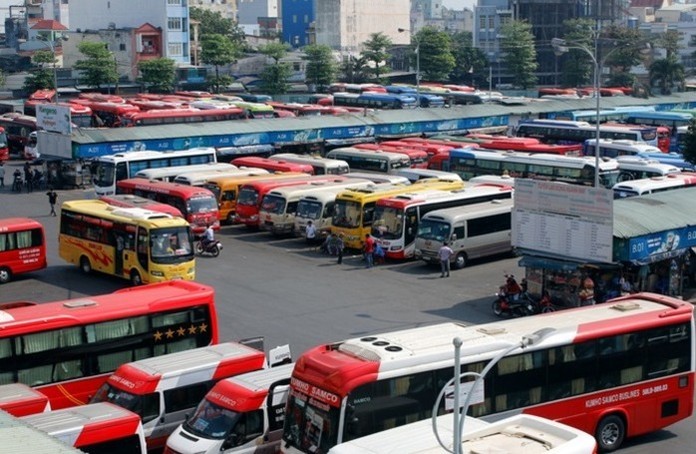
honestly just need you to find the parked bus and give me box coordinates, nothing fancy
[582,138,663,158]
[477,137,582,156]
[92,342,290,451]
[414,199,513,268]
[134,163,237,182]
[164,363,295,454]
[93,147,218,196]
[625,111,692,152]
[120,107,246,127]
[99,194,184,217]
[515,119,658,146]
[236,176,352,228]
[116,179,220,233]
[283,293,693,453]
[616,156,680,181]
[331,179,465,249]
[23,402,147,454]
[269,153,350,175]
[173,168,270,186]
[0,113,36,153]
[612,173,696,198]
[203,173,308,224]
[87,102,140,127]
[259,179,375,235]
[331,92,417,109]
[393,168,462,183]
[372,185,513,260]
[0,280,217,409]
[354,143,429,168]
[637,150,696,171]
[0,217,46,284]
[0,383,50,417]
[448,149,621,188]
[59,200,195,284]
[325,147,411,173]
[231,156,314,174]
[224,100,276,119]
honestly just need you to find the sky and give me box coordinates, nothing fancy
[442,0,477,10]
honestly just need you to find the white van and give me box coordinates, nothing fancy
[414,199,513,269]
[164,363,294,454]
[394,168,462,183]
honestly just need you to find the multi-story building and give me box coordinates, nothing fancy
[282,0,314,47]
[639,3,696,70]
[237,0,279,37]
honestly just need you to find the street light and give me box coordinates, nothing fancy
[37,33,68,103]
[397,28,420,97]
[431,328,556,454]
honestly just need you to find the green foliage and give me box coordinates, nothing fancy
[559,19,595,87]
[683,118,696,166]
[602,25,646,87]
[500,21,538,89]
[259,42,291,63]
[189,7,247,50]
[360,33,392,82]
[339,55,370,83]
[24,50,56,92]
[137,58,177,93]
[259,43,292,94]
[449,31,488,87]
[656,29,681,60]
[74,42,118,89]
[302,44,337,92]
[200,34,240,93]
[415,27,455,82]
[650,57,685,95]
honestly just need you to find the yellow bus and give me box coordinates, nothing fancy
[59,200,195,285]
[203,173,307,224]
[331,178,465,249]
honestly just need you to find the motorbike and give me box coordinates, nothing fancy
[12,173,23,193]
[195,237,223,257]
[492,275,536,317]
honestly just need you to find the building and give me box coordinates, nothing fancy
[639,3,696,70]
[281,0,314,48]
[237,0,279,37]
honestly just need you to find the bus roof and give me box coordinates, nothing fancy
[0,410,84,454]
[335,179,464,203]
[0,383,50,416]
[377,186,512,209]
[612,173,696,193]
[134,163,237,179]
[0,217,43,231]
[173,168,270,185]
[117,178,217,199]
[616,156,681,174]
[294,293,691,396]
[99,147,217,162]
[231,156,314,174]
[453,149,620,171]
[204,172,308,187]
[107,342,266,394]
[264,179,374,199]
[584,138,662,153]
[327,147,413,161]
[0,281,214,337]
[206,362,294,412]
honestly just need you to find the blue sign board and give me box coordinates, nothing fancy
[623,226,696,263]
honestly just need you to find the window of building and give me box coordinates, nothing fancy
[168,17,182,30]
[167,0,181,4]
[479,15,486,29]
[488,16,495,29]
[304,14,309,23]
[293,14,298,23]
[119,43,126,51]
[168,42,183,56]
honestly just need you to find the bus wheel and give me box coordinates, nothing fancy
[0,267,11,284]
[130,270,142,286]
[80,256,92,274]
[453,253,467,269]
[595,414,625,452]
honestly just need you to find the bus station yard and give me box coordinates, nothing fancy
[1,168,696,454]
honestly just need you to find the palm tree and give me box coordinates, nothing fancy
[650,57,685,95]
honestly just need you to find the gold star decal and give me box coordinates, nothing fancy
[188,325,197,335]
[154,331,163,341]
[165,329,175,339]
[199,323,208,333]
[177,327,186,337]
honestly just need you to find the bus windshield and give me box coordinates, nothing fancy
[600,170,620,188]
[185,399,240,439]
[150,227,193,263]
[203,183,221,201]
[261,195,286,214]
[237,188,259,206]
[417,219,450,242]
[92,383,142,415]
[333,201,362,228]
[371,206,403,240]
[94,162,116,187]
[188,196,218,214]
[283,392,341,453]
[296,200,322,220]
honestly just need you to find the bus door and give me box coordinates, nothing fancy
[113,223,130,277]
[137,227,149,275]
[404,207,418,247]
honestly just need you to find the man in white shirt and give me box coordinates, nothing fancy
[438,241,454,278]
[305,220,317,245]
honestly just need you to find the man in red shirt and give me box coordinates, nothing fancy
[363,234,375,268]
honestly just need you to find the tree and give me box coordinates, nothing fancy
[200,34,240,93]
[259,42,292,95]
[649,30,685,94]
[682,118,696,166]
[415,27,455,82]
[23,50,55,93]
[500,21,538,89]
[137,58,177,93]
[74,42,118,89]
[602,25,647,87]
[339,55,370,83]
[189,7,247,50]
[559,19,595,87]
[449,31,488,87]
[360,32,392,83]
[303,44,337,92]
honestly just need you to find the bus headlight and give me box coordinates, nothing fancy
[151,270,164,277]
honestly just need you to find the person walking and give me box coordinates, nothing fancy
[46,188,57,216]
[363,234,375,268]
[305,220,317,245]
[438,241,454,278]
[0,162,5,188]
[336,233,345,264]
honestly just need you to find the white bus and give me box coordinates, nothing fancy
[93,147,218,195]
[394,168,462,183]
[269,153,350,175]
[134,162,236,182]
[414,199,513,269]
[616,156,681,181]
[173,168,270,186]
[325,147,411,174]
[582,138,663,158]
[328,414,596,454]
[612,173,696,198]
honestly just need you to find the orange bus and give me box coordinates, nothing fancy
[116,178,220,233]
[231,156,314,174]
[0,280,218,410]
[0,217,46,284]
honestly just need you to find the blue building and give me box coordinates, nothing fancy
[282,0,314,48]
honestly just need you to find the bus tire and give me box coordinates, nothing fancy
[0,267,11,284]
[80,256,92,274]
[453,252,467,269]
[130,270,142,286]
[595,414,625,452]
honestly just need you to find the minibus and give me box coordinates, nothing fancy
[0,217,47,284]
[414,199,513,269]
[0,383,50,417]
[269,153,350,175]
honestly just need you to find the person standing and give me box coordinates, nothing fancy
[305,220,317,245]
[438,241,454,278]
[336,233,345,264]
[0,162,5,188]
[46,188,57,216]
[363,234,375,268]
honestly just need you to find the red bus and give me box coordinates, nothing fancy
[120,107,246,126]
[87,102,140,127]
[0,384,50,416]
[354,143,429,168]
[267,102,327,117]
[235,175,350,227]
[0,114,36,153]
[116,178,220,233]
[231,156,315,174]
[0,217,46,284]
[473,137,582,156]
[0,280,218,410]
[381,139,455,158]
[99,194,184,218]
[283,293,694,453]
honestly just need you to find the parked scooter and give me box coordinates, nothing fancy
[195,236,223,257]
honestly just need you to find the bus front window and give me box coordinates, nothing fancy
[150,227,193,263]
[188,196,218,214]
[371,206,403,240]
[418,219,450,242]
[185,399,240,439]
[237,188,259,206]
[92,382,159,422]
[283,392,340,453]
[261,195,286,214]
[94,162,115,187]
[600,170,620,189]
[332,201,361,228]
[297,200,322,220]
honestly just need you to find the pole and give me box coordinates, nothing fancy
[489,66,493,93]
[593,19,601,188]
[52,40,59,104]
[453,337,462,454]
[416,41,420,96]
